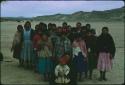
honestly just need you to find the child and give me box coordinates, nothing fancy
[37,33,53,81]
[55,54,71,85]
[11,25,23,66]
[72,33,88,81]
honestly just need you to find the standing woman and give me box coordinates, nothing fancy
[33,24,42,72]
[21,21,34,69]
[97,27,116,81]
[11,25,23,66]
[72,33,88,81]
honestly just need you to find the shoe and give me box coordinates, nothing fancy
[103,77,108,81]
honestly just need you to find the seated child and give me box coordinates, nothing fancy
[55,54,71,85]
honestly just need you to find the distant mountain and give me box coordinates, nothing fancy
[1,6,124,22]
[0,17,32,22]
[33,6,125,21]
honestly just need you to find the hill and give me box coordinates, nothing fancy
[1,6,124,22]
[33,6,125,21]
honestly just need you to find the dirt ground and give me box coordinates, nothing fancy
[0,21,124,84]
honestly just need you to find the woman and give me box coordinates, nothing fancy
[11,25,23,66]
[85,29,97,79]
[21,21,34,69]
[97,27,116,81]
[72,33,88,81]
[37,33,53,81]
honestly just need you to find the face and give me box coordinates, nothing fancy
[86,24,91,29]
[62,23,67,28]
[87,32,92,36]
[76,23,81,28]
[18,27,23,32]
[102,29,108,34]
[25,22,31,29]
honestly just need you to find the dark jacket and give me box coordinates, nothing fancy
[97,33,116,58]
[85,35,97,53]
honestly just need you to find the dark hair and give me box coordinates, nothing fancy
[86,24,90,27]
[39,22,47,32]
[52,24,56,28]
[102,27,109,31]
[48,23,52,26]
[62,22,67,26]
[86,24,91,29]
[90,29,96,34]
[17,25,23,30]
[24,21,31,28]
[35,24,41,32]
[77,22,81,25]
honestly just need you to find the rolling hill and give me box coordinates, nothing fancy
[1,6,124,22]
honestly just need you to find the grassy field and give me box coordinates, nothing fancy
[0,21,124,84]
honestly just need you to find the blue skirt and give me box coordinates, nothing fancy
[37,57,53,74]
[73,52,88,73]
[21,41,34,63]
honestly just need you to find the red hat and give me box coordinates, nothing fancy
[59,54,70,64]
[59,57,67,64]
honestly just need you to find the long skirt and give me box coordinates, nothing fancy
[13,44,22,59]
[21,40,34,65]
[38,57,53,74]
[88,52,97,70]
[97,52,112,71]
[73,52,88,73]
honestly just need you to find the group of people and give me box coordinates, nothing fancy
[11,21,116,85]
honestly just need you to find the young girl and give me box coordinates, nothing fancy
[11,25,23,66]
[37,33,53,81]
[72,33,88,81]
[55,54,71,85]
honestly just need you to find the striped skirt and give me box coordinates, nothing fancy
[97,52,112,71]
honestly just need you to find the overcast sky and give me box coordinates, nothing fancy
[1,1,124,17]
